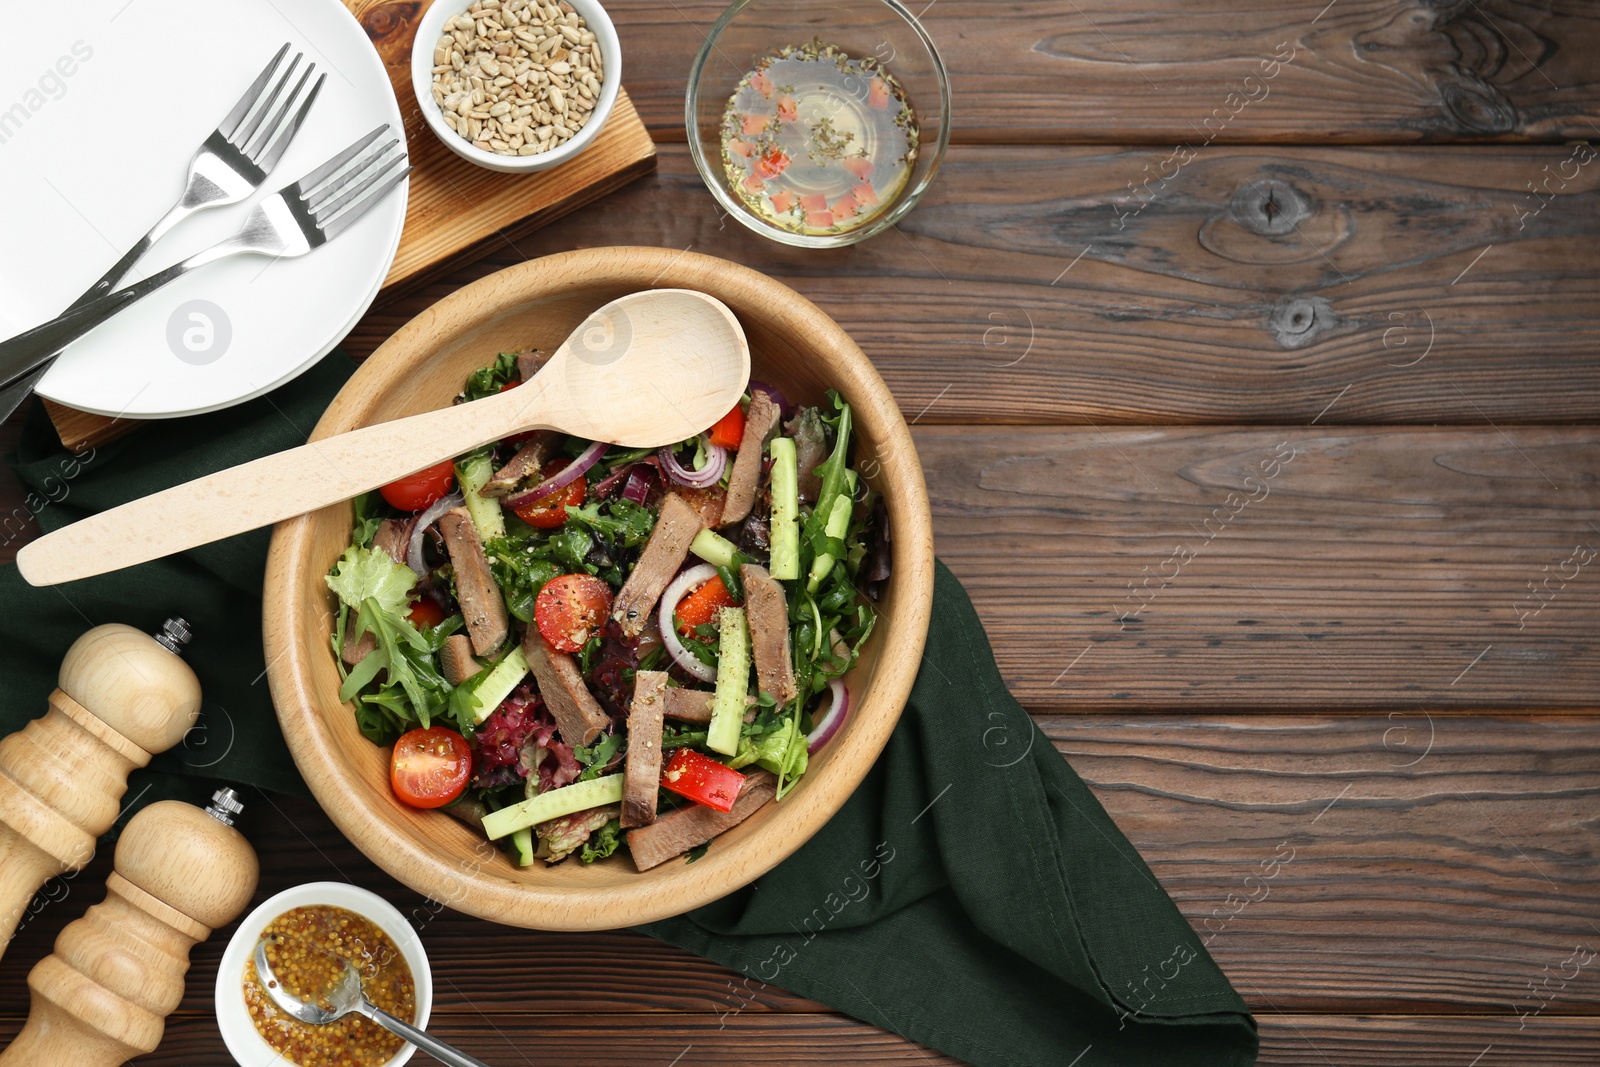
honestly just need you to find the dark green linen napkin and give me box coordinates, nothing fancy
[0,355,1256,1066]
[643,558,1258,1067]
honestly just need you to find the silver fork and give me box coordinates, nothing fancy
[0,127,409,387]
[0,42,322,420]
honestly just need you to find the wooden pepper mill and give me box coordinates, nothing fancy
[0,619,201,954]
[0,789,260,1067]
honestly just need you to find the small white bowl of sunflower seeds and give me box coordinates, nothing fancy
[411,0,620,173]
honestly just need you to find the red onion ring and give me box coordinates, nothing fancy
[658,437,727,489]
[658,563,720,683]
[806,678,849,753]
[504,440,608,509]
[405,491,464,576]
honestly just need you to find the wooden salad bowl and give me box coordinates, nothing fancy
[263,247,935,930]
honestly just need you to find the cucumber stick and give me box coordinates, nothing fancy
[707,606,750,755]
[468,645,528,723]
[511,826,535,866]
[456,454,506,541]
[691,528,741,570]
[806,493,855,591]
[768,437,800,580]
[481,774,625,840]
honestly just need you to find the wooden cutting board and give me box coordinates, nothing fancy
[44,0,657,452]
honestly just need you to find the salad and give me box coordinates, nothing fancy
[326,349,889,871]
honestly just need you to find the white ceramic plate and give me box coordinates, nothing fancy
[216,881,433,1067]
[0,0,407,419]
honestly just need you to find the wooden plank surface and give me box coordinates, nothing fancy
[7,715,1595,1022]
[3,713,1595,1063]
[348,143,1600,425]
[3,1011,1596,1066]
[604,0,1600,143]
[4,3,1600,1060]
[922,425,1600,711]
[3,1012,1598,1067]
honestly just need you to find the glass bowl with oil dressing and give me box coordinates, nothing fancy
[687,0,949,247]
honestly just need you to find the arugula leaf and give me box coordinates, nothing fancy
[566,499,657,548]
[675,621,720,672]
[574,632,605,674]
[662,722,709,750]
[685,842,710,863]
[573,730,623,781]
[487,536,564,622]
[602,446,657,469]
[458,352,519,402]
[800,393,854,566]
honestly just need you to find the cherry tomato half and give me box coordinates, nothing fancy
[390,726,472,808]
[380,459,455,512]
[535,573,614,652]
[708,403,746,449]
[512,458,587,529]
[407,598,448,629]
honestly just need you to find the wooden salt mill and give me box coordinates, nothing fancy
[0,619,201,955]
[0,789,260,1067]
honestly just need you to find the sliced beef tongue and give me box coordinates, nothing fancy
[482,431,559,498]
[622,670,669,828]
[439,633,482,685]
[438,508,511,655]
[522,629,611,746]
[626,769,779,871]
[661,687,714,723]
[719,392,782,527]
[373,517,416,563]
[675,485,726,528]
[340,626,376,667]
[611,492,705,638]
[516,347,546,383]
[740,563,798,704]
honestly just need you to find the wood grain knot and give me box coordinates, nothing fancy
[356,0,425,63]
[1352,0,1519,135]
[1229,179,1310,236]
[1269,296,1336,350]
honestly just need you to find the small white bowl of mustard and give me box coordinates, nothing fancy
[216,882,433,1067]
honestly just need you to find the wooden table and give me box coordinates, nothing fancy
[4,2,1600,1063]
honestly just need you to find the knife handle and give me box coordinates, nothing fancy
[0,623,200,959]
[0,291,142,389]
[0,799,258,1067]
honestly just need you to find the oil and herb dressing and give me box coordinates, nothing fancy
[720,40,918,236]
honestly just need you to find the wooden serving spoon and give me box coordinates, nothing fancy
[17,288,749,587]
